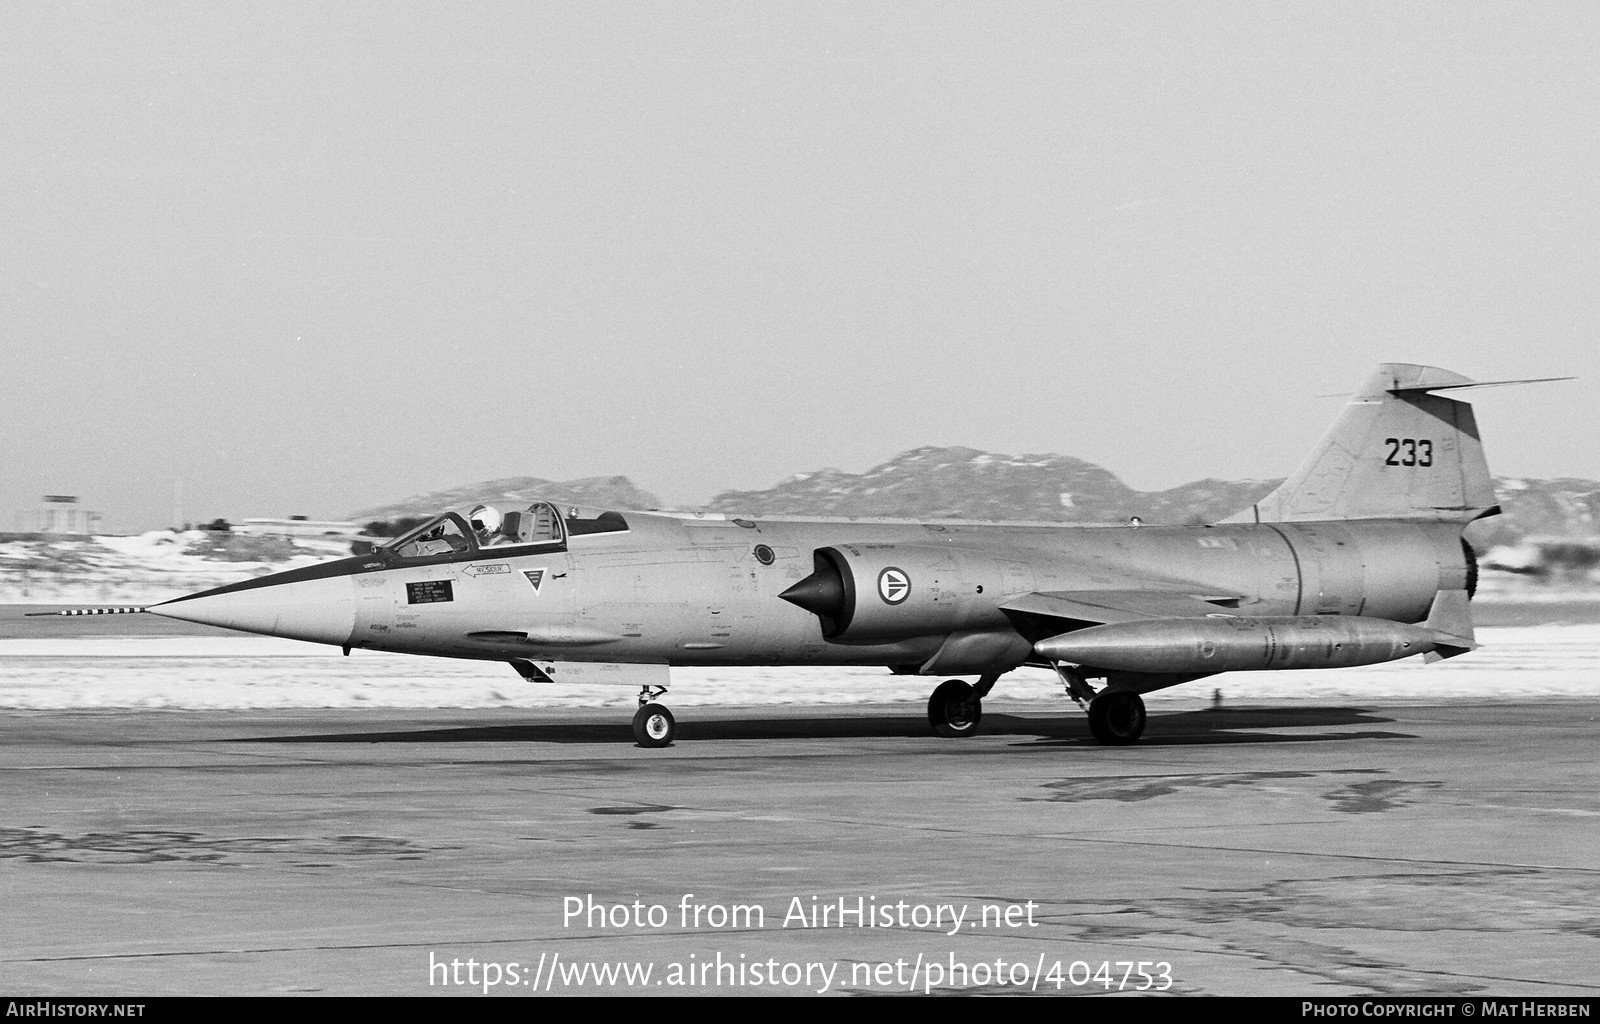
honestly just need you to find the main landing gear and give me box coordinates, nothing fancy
[1055,664,1147,745]
[927,673,1000,738]
[632,685,674,748]
[1086,689,1146,745]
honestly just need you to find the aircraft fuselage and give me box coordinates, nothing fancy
[128,362,1541,746]
[164,512,1471,678]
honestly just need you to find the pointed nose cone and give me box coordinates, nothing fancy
[149,569,357,647]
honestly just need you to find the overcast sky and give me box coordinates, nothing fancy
[4,3,1596,532]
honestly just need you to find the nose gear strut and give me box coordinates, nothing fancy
[633,684,674,748]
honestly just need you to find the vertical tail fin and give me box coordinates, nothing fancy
[1224,364,1500,524]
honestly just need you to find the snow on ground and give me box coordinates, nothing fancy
[1,533,1595,711]
[0,532,352,605]
[0,625,1594,711]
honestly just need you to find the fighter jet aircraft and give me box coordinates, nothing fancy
[85,364,1556,746]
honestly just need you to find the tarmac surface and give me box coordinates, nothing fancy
[2,700,1598,996]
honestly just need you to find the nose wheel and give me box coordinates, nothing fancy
[632,685,674,748]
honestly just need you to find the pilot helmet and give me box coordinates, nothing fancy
[468,504,503,536]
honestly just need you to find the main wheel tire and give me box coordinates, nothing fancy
[928,679,982,738]
[1087,690,1146,745]
[632,703,675,748]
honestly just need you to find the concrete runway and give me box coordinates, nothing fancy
[2,700,1597,996]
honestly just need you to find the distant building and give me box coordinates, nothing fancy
[236,516,363,539]
[39,495,101,535]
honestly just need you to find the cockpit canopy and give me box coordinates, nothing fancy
[383,500,628,561]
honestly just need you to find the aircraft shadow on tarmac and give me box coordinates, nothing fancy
[237,706,1413,748]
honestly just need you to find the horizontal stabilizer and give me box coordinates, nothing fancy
[1389,375,1574,394]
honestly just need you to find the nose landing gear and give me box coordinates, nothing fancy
[632,685,674,748]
